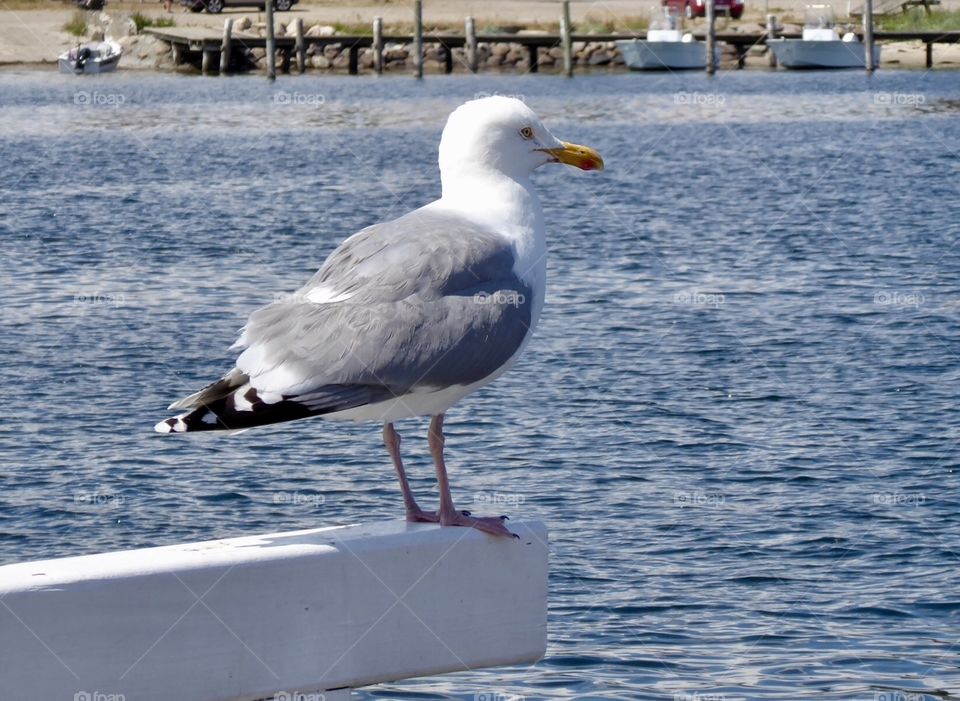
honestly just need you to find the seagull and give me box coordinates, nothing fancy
[155,96,603,537]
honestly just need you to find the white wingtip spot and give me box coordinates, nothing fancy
[155,416,188,434]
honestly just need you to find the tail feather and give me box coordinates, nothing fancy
[167,368,248,411]
[155,382,392,434]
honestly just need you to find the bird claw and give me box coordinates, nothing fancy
[438,509,517,538]
[405,506,439,524]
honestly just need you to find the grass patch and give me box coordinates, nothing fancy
[62,10,87,37]
[130,12,176,32]
[877,7,960,31]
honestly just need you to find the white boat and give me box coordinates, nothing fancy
[58,40,122,74]
[617,8,720,70]
[768,5,880,69]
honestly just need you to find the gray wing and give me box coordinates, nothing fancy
[231,208,533,403]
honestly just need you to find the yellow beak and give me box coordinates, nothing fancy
[544,141,604,172]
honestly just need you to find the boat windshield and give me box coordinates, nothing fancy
[803,4,835,29]
[649,5,682,31]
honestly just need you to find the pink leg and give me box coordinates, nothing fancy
[428,414,516,538]
[384,422,437,523]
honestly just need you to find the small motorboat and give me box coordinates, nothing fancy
[58,40,122,74]
[767,5,880,69]
[617,8,720,70]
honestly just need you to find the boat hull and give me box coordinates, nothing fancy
[616,40,720,70]
[768,39,881,69]
[58,42,122,75]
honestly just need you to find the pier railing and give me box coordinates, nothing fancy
[0,520,548,701]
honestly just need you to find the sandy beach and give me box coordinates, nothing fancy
[2,0,958,68]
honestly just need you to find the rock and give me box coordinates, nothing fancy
[359,48,374,68]
[332,52,349,68]
[90,28,105,42]
[492,42,510,57]
[303,24,337,37]
[310,54,331,69]
[424,46,443,61]
[384,47,408,61]
[548,46,564,59]
[485,54,502,66]
[323,43,341,59]
[539,52,555,65]
[235,16,252,31]
[305,23,335,38]
[118,35,138,51]
[505,48,525,63]
[422,58,444,71]
[588,50,611,65]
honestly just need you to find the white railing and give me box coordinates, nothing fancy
[0,520,547,701]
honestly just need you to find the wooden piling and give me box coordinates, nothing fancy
[465,16,477,72]
[863,0,875,72]
[443,43,453,73]
[925,41,932,68]
[706,0,716,75]
[560,0,573,78]
[766,14,777,67]
[413,0,423,79]
[373,17,384,74]
[265,0,276,80]
[171,42,182,66]
[220,18,233,74]
[348,44,359,74]
[528,44,539,72]
[201,47,212,75]
[295,17,305,73]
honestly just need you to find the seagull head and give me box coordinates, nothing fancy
[438,96,604,185]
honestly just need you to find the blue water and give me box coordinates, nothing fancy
[1,69,959,701]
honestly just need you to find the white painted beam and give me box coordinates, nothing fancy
[0,520,547,701]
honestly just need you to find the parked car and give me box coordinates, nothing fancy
[663,0,744,19]
[182,0,297,13]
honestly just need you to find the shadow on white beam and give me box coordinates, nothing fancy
[0,520,548,701]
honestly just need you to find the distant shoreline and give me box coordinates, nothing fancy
[2,2,959,71]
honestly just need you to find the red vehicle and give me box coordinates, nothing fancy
[664,0,744,19]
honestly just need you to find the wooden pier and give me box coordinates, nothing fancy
[143,25,960,75]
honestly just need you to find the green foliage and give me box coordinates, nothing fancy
[131,12,176,32]
[62,11,87,37]
[877,8,960,31]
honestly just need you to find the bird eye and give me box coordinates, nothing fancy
[519,126,534,140]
